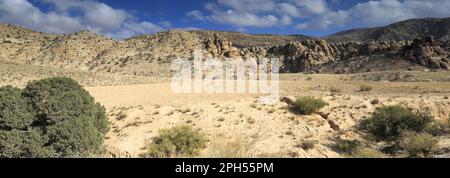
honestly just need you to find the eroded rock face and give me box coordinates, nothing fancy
[267,40,340,72]
[402,36,449,69]
[239,37,449,73]
[1,23,449,75]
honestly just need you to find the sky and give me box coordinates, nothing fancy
[1,0,450,39]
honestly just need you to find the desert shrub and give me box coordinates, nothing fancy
[351,148,384,158]
[300,140,316,150]
[0,77,109,158]
[365,106,433,141]
[293,97,327,115]
[0,86,34,130]
[0,129,51,158]
[335,140,361,154]
[207,138,256,158]
[329,86,342,93]
[147,126,207,158]
[425,117,450,136]
[359,85,373,92]
[370,99,380,105]
[400,132,437,157]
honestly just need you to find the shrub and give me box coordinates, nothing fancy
[400,132,437,157]
[370,99,380,105]
[359,85,373,92]
[335,140,361,154]
[207,138,256,158]
[365,106,433,141]
[293,97,327,115]
[0,129,51,158]
[0,86,34,130]
[425,117,450,136]
[329,86,342,93]
[300,140,316,150]
[0,77,109,158]
[147,126,207,158]
[351,148,384,158]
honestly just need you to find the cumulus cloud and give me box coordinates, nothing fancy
[0,0,164,39]
[294,0,328,15]
[186,10,207,21]
[186,0,329,28]
[297,0,450,30]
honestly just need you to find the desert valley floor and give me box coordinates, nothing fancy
[88,73,450,158]
[2,61,450,158]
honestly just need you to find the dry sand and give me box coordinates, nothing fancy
[84,74,450,158]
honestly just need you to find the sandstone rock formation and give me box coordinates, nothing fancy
[1,23,449,76]
[402,36,449,69]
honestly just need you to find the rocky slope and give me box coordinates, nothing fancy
[241,36,449,73]
[326,17,450,42]
[1,21,449,75]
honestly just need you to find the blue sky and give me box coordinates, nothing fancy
[2,0,450,38]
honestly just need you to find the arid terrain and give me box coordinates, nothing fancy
[1,17,450,158]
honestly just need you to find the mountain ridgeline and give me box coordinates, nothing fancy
[326,17,450,42]
[0,17,449,75]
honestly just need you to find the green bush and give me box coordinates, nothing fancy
[293,97,327,115]
[400,132,437,157]
[365,106,433,141]
[0,86,34,130]
[359,85,373,92]
[147,126,207,158]
[0,129,51,158]
[0,77,109,158]
[335,140,361,154]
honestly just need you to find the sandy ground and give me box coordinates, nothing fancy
[85,75,450,158]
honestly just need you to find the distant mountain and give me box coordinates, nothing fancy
[326,17,450,42]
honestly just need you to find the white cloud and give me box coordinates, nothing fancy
[210,10,280,27]
[298,0,450,30]
[294,0,328,15]
[217,0,276,13]
[277,3,301,17]
[186,0,326,28]
[0,0,84,33]
[186,10,207,21]
[296,10,349,30]
[0,0,165,39]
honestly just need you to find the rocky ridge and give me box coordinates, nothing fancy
[0,23,449,76]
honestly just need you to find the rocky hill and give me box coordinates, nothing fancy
[192,30,313,48]
[326,17,450,42]
[0,20,449,76]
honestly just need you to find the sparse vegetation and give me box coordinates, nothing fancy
[147,126,207,158]
[425,117,450,136]
[0,77,109,158]
[350,148,384,158]
[359,85,373,92]
[208,138,256,158]
[293,97,327,115]
[329,86,342,93]
[335,140,361,154]
[300,140,316,150]
[365,106,433,141]
[400,132,437,157]
[370,99,380,105]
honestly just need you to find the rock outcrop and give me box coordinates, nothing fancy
[402,36,449,69]
[1,23,449,75]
